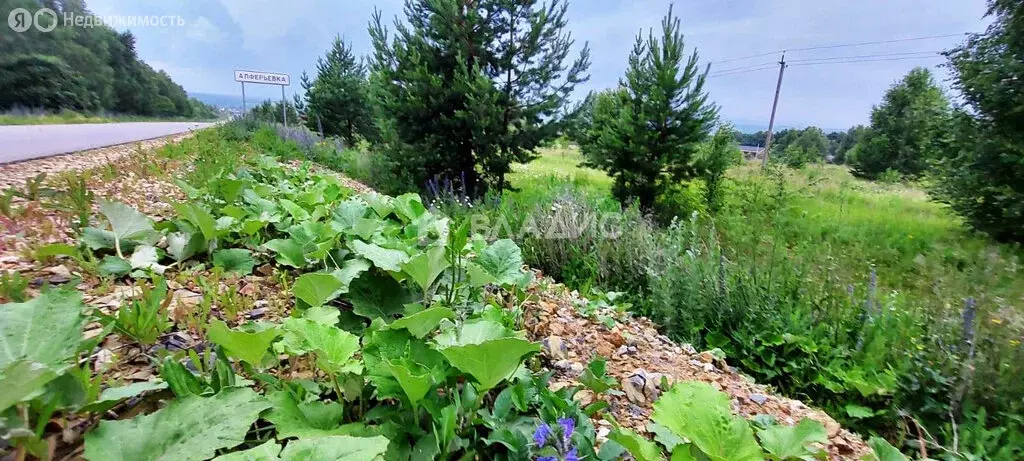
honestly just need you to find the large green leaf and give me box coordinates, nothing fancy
[362,193,395,218]
[350,240,409,272]
[174,202,219,241]
[385,359,434,411]
[83,387,271,461]
[213,249,256,275]
[435,326,538,391]
[609,427,663,461]
[651,382,764,461]
[387,306,455,338]
[401,245,450,292]
[81,227,118,251]
[79,379,169,413]
[393,193,427,222]
[278,435,389,461]
[332,200,369,232]
[128,245,166,273]
[346,272,412,320]
[283,319,362,376]
[213,440,282,461]
[758,419,827,461]
[294,273,345,307]
[0,360,60,411]
[433,319,514,347]
[265,390,345,438]
[0,289,85,369]
[862,437,908,461]
[208,319,280,366]
[264,239,307,267]
[475,239,526,285]
[166,231,205,262]
[99,201,155,248]
[98,255,132,276]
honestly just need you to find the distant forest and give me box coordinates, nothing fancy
[0,0,216,118]
[733,126,866,164]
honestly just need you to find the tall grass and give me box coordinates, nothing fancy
[476,151,1023,457]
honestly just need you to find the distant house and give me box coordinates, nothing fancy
[738,145,764,161]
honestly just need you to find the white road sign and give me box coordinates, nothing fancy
[234,70,290,86]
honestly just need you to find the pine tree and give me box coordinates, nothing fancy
[368,0,589,196]
[305,36,372,146]
[580,6,717,211]
[848,67,951,179]
[486,0,591,191]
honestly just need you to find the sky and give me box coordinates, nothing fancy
[87,0,990,130]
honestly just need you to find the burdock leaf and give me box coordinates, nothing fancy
[83,387,271,461]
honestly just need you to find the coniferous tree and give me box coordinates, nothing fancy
[305,36,373,146]
[932,0,1024,242]
[580,6,717,211]
[368,0,589,196]
[848,67,951,179]
[487,0,591,190]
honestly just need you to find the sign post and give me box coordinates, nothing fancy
[234,70,291,125]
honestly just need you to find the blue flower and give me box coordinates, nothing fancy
[564,447,579,461]
[536,457,557,461]
[533,423,552,447]
[557,417,575,444]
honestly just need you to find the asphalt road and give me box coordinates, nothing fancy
[0,122,213,164]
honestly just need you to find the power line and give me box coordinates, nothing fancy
[710,32,966,65]
[788,54,946,67]
[788,50,943,64]
[712,64,774,77]
[709,51,945,77]
[708,61,778,75]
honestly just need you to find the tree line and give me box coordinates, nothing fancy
[0,0,216,119]
[290,0,1020,242]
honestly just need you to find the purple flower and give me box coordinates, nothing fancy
[557,417,575,444]
[536,457,557,461]
[533,423,552,447]
[564,447,579,461]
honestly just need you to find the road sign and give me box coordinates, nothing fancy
[234,69,291,127]
[234,70,290,86]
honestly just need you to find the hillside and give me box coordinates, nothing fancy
[0,0,213,119]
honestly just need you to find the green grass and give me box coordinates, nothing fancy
[0,110,218,126]
[513,151,1023,321]
[723,163,1023,319]
[509,146,612,194]
[499,148,1024,454]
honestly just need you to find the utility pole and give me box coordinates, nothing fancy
[761,52,787,168]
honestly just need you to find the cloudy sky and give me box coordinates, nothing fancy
[87,0,989,130]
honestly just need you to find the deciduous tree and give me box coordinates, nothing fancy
[848,67,951,179]
[932,0,1024,242]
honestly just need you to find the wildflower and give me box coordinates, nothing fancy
[564,448,579,461]
[533,423,552,447]
[557,417,575,444]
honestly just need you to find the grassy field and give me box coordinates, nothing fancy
[510,149,1023,320]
